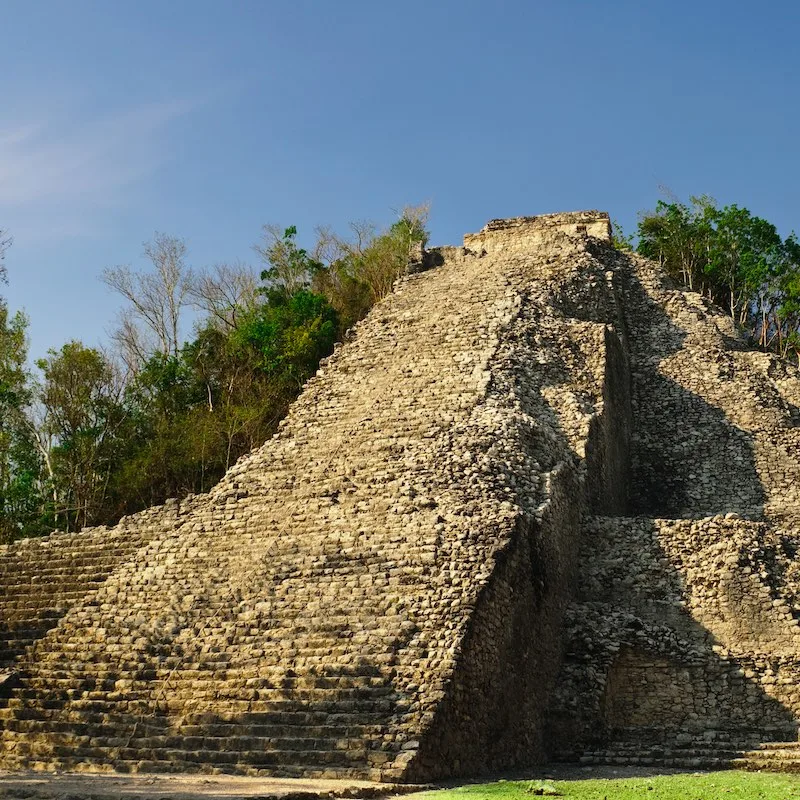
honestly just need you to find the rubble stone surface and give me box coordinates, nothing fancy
[548,240,800,770]
[3,210,800,779]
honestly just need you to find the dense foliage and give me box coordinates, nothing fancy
[0,208,428,542]
[636,196,800,358]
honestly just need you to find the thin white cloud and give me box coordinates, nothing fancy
[0,98,196,222]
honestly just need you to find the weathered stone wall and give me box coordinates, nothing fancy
[547,245,800,764]
[548,515,800,756]
[463,211,612,254]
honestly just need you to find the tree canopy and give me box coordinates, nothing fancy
[636,196,800,359]
[0,206,429,542]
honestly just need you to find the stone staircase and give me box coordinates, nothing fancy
[0,535,422,775]
[0,666,396,776]
[572,741,800,771]
[0,513,170,669]
[0,213,618,781]
[561,731,800,772]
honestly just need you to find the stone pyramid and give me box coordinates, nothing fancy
[3,212,800,779]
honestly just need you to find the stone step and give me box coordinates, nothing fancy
[0,753,375,780]
[13,680,393,697]
[0,734,376,756]
[0,563,128,575]
[567,740,800,772]
[732,756,800,773]
[19,662,388,677]
[1,717,378,740]
[3,676,398,695]
[574,753,735,768]
[0,748,383,768]
[29,659,394,676]
[742,748,800,759]
[0,708,387,731]
[13,663,388,677]
[753,742,800,750]
[16,673,395,688]
[0,741,394,776]
[0,699,392,716]
[0,617,61,628]
[0,635,40,648]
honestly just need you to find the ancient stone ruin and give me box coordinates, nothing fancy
[3,211,800,779]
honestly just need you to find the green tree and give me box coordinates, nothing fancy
[611,219,635,252]
[637,196,800,360]
[0,235,47,542]
[706,204,788,324]
[109,352,208,510]
[183,325,281,470]
[0,305,43,542]
[234,289,338,390]
[255,225,322,298]
[637,197,714,291]
[311,205,429,330]
[36,343,126,531]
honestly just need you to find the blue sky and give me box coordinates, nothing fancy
[2,0,799,361]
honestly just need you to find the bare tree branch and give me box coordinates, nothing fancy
[103,232,193,372]
[188,261,259,332]
[0,229,12,286]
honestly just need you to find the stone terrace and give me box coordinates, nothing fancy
[547,245,800,770]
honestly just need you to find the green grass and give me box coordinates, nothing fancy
[407,771,800,799]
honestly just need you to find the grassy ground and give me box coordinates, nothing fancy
[406,771,800,799]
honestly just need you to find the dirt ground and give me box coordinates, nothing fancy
[0,765,719,800]
[0,771,423,800]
